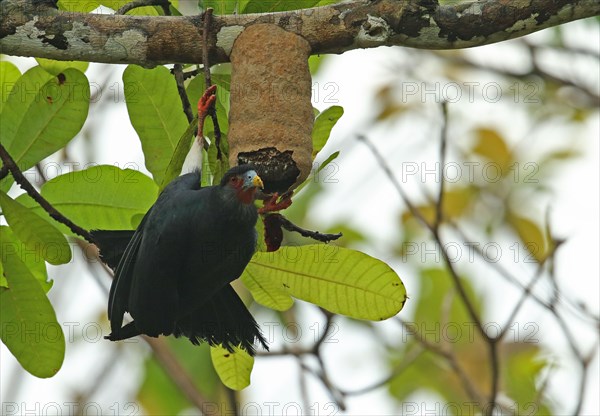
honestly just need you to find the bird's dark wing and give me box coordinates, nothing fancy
[107,226,144,335]
[98,172,202,340]
[174,284,268,355]
[126,172,204,337]
[91,230,135,270]
[176,224,257,319]
[90,228,143,340]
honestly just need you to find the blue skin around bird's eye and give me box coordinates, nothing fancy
[243,171,255,186]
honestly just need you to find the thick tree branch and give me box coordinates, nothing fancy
[1,0,598,66]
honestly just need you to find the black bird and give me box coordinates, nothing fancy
[92,165,268,354]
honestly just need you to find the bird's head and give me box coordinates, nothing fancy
[221,165,264,205]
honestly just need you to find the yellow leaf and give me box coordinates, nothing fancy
[508,213,550,263]
[210,345,254,390]
[443,187,476,219]
[472,128,512,173]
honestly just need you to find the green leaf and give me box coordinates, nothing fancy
[241,266,294,311]
[308,55,327,74]
[312,106,343,158]
[185,70,206,107]
[187,72,232,137]
[0,67,89,181]
[247,245,407,320]
[0,226,50,292]
[200,0,239,14]
[317,151,340,173]
[201,145,211,187]
[0,61,21,114]
[414,268,481,329]
[323,223,365,246]
[186,73,232,180]
[240,0,338,13]
[102,1,160,15]
[16,166,158,232]
[207,135,229,185]
[159,62,234,191]
[57,0,100,12]
[388,267,484,408]
[159,117,199,192]
[0,256,5,288]
[124,65,188,185]
[503,343,550,412]
[210,345,254,390]
[294,151,340,194]
[59,0,178,14]
[0,191,71,265]
[0,241,65,378]
[35,58,89,75]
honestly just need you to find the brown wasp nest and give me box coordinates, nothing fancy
[228,24,313,193]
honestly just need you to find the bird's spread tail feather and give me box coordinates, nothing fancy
[173,284,268,355]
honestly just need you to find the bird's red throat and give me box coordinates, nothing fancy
[236,187,257,205]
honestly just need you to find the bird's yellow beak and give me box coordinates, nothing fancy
[253,174,264,190]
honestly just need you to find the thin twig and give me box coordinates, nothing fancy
[0,143,96,244]
[428,47,599,106]
[173,64,195,123]
[298,358,311,413]
[434,105,499,414]
[487,341,499,416]
[201,8,223,160]
[575,343,599,415]
[396,318,486,405]
[300,359,347,411]
[311,312,335,353]
[144,336,219,416]
[450,221,599,326]
[34,162,47,184]
[359,130,503,414]
[498,240,562,339]
[142,1,194,125]
[434,102,448,228]
[277,214,343,243]
[224,388,239,416]
[455,214,594,413]
[340,344,424,397]
[357,134,486,337]
[73,346,122,415]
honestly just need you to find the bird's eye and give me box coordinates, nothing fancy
[230,176,236,183]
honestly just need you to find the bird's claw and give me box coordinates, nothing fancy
[197,85,217,138]
[198,85,217,119]
[259,191,293,214]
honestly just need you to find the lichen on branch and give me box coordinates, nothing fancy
[1,0,598,66]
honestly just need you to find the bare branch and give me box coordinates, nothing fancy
[434,102,448,228]
[143,337,219,416]
[1,0,598,66]
[357,134,486,337]
[0,143,96,244]
[201,8,222,160]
